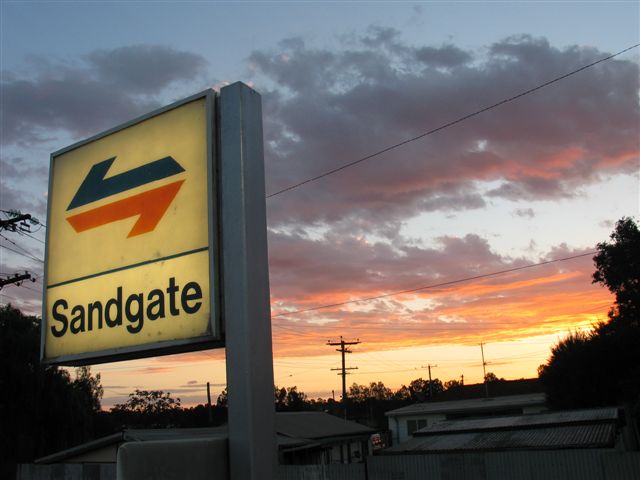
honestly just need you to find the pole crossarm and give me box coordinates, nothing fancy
[0,271,35,290]
[0,214,32,232]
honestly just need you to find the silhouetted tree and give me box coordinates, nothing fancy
[110,390,181,428]
[1,305,102,478]
[444,379,463,390]
[393,385,412,401]
[484,372,504,382]
[273,385,309,411]
[349,382,393,402]
[394,377,443,402]
[369,381,394,401]
[74,366,104,413]
[539,217,640,410]
[593,217,640,325]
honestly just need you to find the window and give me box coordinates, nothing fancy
[407,419,427,435]
[407,420,417,435]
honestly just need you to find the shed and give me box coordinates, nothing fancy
[35,412,375,466]
[386,392,547,444]
[382,407,625,454]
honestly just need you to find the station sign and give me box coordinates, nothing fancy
[42,91,221,364]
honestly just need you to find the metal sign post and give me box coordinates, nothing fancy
[220,83,276,480]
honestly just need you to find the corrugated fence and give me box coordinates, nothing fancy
[17,450,640,480]
[16,463,116,480]
[277,464,365,480]
[366,450,640,480]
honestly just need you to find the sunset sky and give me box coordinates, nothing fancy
[1,2,638,407]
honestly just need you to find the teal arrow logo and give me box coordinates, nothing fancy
[67,156,185,211]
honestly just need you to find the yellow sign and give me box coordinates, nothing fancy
[43,93,219,364]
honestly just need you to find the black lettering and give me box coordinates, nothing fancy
[48,278,205,339]
[105,286,123,328]
[167,277,180,316]
[146,289,165,320]
[70,305,86,334]
[181,281,202,314]
[125,293,144,334]
[88,301,103,331]
[51,299,68,337]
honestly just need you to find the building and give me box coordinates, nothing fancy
[33,411,374,467]
[386,392,547,444]
[383,407,629,454]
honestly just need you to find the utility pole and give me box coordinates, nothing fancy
[480,343,489,398]
[327,336,360,419]
[206,382,213,426]
[0,272,35,290]
[0,213,32,232]
[421,364,438,398]
[460,374,464,386]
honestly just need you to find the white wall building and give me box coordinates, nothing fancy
[385,393,547,445]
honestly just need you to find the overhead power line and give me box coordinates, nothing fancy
[0,242,44,264]
[266,43,640,199]
[272,251,596,318]
[19,231,45,244]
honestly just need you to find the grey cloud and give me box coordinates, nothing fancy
[513,208,535,219]
[360,26,402,48]
[1,45,208,145]
[1,71,156,146]
[86,45,207,93]
[249,46,336,94]
[419,191,486,212]
[487,176,576,201]
[178,382,226,389]
[599,219,614,229]
[415,44,472,67]
[250,34,638,232]
[268,229,508,301]
[0,157,48,181]
[0,158,21,178]
[0,179,47,220]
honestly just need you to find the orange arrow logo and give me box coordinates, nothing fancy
[66,180,184,238]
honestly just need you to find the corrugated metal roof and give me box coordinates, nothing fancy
[36,412,373,463]
[415,407,618,435]
[384,423,617,453]
[123,427,226,442]
[276,412,374,439]
[124,427,314,449]
[385,393,546,417]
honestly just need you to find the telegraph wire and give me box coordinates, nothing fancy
[0,232,43,259]
[0,292,19,301]
[266,44,640,199]
[20,284,43,294]
[0,243,44,264]
[0,233,41,258]
[18,231,45,244]
[272,251,596,318]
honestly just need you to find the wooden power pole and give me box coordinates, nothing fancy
[327,336,360,418]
